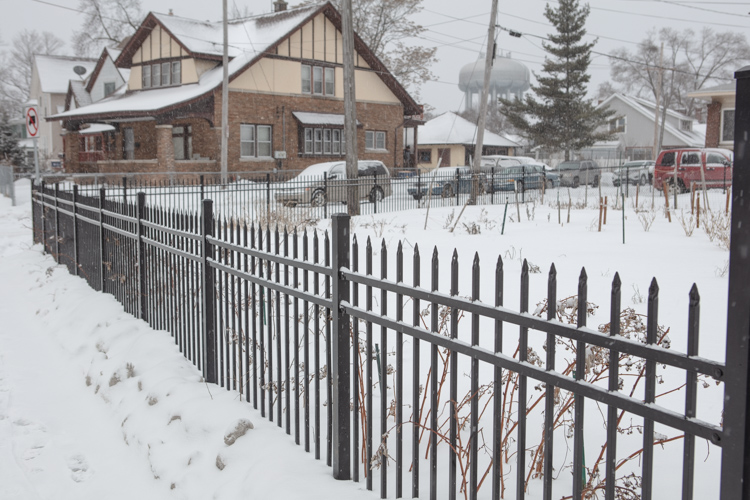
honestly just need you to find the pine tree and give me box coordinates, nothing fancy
[499,0,615,160]
[0,114,26,167]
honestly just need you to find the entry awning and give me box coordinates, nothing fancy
[292,112,361,127]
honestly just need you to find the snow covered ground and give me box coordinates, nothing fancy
[0,178,731,498]
[0,180,376,499]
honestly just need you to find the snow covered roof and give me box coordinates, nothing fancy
[69,80,92,108]
[688,82,735,99]
[598,94,705,148]
[80,123,115,134]
[34,55,97,95]
[415,112,520,148]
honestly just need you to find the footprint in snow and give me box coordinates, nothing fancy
[67,454,92,482]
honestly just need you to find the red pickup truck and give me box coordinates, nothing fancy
[653,148,733,193]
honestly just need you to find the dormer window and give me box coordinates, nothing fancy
[141,60,182,89]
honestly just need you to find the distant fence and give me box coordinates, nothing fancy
[31,179,744,500]
[0,165,15,206]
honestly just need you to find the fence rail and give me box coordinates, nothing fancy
[30,177,740,500]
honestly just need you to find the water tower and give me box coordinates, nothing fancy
[458,53,530,110]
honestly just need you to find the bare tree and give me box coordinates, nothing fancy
[72,0,143,57]
[0,30,64,111]
[609,27,750,118]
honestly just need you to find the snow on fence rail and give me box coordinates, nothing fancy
[31,179,744,500]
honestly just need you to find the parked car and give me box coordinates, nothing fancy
[554,160,602,188]
[275,160,392,207]
[407,166,484,200]
[613,160,655,187]
[483,164,559,192]
[653,148,733,193]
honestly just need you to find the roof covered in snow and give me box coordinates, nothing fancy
[598,94,705,147]
[34,55,97,95]
[415,112,520,148]
[50,2,420,122]
[69,80,92,108]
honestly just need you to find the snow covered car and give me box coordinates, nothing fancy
[484,164,558,192]
[407,166,484,200]
[555,160,602,188]
[275,160,392,206]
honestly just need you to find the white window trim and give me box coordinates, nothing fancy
[365,131,388,152]
[721,108,735,144]
[240,124,273,159]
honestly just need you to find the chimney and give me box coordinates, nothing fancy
[273,0,288,12]
[168,8,173,15]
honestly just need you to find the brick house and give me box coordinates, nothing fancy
[50,1,422,177]
[688,83,735,152]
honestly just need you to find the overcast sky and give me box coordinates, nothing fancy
[2,0,748,114]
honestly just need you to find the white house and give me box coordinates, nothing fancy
[29,54,97,169]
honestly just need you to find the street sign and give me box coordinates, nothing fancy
[26,107,39,137]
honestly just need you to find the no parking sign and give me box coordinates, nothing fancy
[26,106,39,137]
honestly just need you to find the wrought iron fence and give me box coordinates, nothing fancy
[31,177,740,500]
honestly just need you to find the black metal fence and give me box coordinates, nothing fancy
[32,175,739,500]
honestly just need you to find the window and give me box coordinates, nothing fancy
[152,63,160,88]
[140,61,181,89]
[240,124,272,158]
[301,64,311,93]
[302,127,344,156]
[172,125,192,160]
[123,127,135,160]
[304,128,313,154]
[313,66,323,95]
[103,82,116,97]
[418,149,432,163]
[325,67,334,95]
[680,119,692,132]
[722,109,735,143]
[609,117,626,133]
[301,64,334,96]
[314,129,323,154]
[332,129,341,155]
[437,148,451,166]
[365,131,386,150]
[681,152,700,165]
[161,62,171,86]
[172,61,181,85]
[142,65,151,88]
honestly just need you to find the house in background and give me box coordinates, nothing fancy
[30,54,97,169]
[50,1,422,177]
[688,83,735,151]
[410,111,519,169]
[585,93,705,165]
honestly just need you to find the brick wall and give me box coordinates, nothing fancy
[216,89,406,173]
[706,101,721,148]
[64,90,407,176]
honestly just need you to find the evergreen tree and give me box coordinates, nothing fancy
[499,0,614,160]
[0,114,26,167]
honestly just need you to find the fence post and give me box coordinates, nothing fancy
[200,175,205,200]
[201,199,217,384]
[136,192,147,321]
[72,185,79,276]
[266,173,271,217]
[330,213,351,480]
[40,181,46,252]
[54,183,60,261]
[720,65,750,499]
[373,172,378,214]
[323,172,328,219]
[99,187,106,293]
[122,177,128,205]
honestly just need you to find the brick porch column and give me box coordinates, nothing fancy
[156,124,175,174]
[63,129,81,173]
[706,101,721,148]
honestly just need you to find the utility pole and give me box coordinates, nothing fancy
[221,0,229,185]
[471,0,499,204]
[342,0,359,216]
[652,42,663,163]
